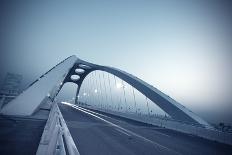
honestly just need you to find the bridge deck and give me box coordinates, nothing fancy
[59,103,232,155]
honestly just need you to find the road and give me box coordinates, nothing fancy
[59,103,232,155]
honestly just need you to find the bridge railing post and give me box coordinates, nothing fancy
[37,102,80,155]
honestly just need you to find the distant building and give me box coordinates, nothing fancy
[0,73,22,96]
[0,73,23,109]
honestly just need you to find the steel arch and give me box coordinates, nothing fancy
[64,58,209,126]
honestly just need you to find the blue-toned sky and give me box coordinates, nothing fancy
[0,0,232,124]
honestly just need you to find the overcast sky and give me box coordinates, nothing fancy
[0,0,232,124]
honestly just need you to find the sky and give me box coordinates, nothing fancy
[0,0,232,124]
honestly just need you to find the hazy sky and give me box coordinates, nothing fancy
[0,0,232,124]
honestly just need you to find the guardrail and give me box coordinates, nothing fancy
[84,105,232,146]
[36,103,80,155]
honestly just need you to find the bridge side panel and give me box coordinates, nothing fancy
[0,56,77,116]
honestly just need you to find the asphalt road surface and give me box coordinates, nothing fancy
[59,103,232,155]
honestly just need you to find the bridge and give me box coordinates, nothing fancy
[0,55,231,155]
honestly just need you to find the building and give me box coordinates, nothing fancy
[0,73,22,109]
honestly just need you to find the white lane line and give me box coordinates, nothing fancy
[63,103,182,155]
[115,128,131,137]
[75,106,171,138]
[73,105,163,146]
[75,106,111,118]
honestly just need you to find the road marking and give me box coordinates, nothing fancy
[73,106,172,138]
[62,103,182,155]
[115,128,131,137]
[75,106,112,118]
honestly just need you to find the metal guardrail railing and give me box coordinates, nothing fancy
[36,103,80,155]
[84,105,232,146]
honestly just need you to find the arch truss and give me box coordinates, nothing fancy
[0,56,210,127]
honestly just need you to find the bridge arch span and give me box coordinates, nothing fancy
[64,58,209,126]
[1,56,209,127]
